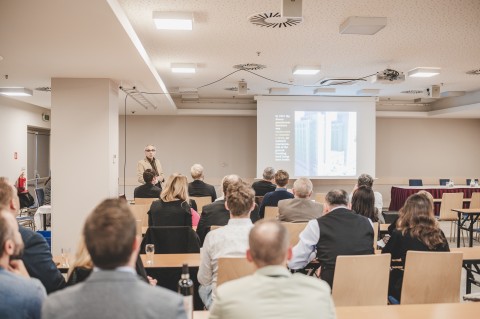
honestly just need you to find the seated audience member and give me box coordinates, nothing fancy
[259,170,293,218]
[251,167,276,196]
[351,185,379,222]
[148,173,199,227]
[196,175,260,245]
[351,173,384,223]
[197,182,256,309]
[134,169,161,199]
[188,164,217,203]
[0,209,46,319]
[210,220,335,319]
[0,178,66,293]
[382,192,449,301]
[288,189,374,288]
[278,177,323,222]
[43,199,186,319]
[44,177,51,205]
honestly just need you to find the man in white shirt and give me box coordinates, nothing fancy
[197,182,255,309]
[209,220,335,319]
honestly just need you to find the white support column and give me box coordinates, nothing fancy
[50,78,119,255]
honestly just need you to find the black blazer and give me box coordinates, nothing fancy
[188,180,217,202]
[148,200,192,227]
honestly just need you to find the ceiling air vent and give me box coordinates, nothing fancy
[35,87,52,92]
[466,69,480,75]
[233,63,266,71]
[318,78,365,86]
[224,87,250,92]
[248,12,302,28]
[401,90,424,94]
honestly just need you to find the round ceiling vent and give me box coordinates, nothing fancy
[248,12,303,28]
[233,63,266,71]
[401,89,424,94]
[466,69,480,75]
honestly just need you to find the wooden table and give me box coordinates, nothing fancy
[140,253,201,268]
[336,302,480,319]
[452,247,480,294]
[452,208,480,248]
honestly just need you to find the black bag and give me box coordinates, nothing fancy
[19,192,35,208]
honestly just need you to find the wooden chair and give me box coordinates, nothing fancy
[129,204,150,230]
[401,251,462,304]
[190,196,212,214]
[373,222,379,249]
[217,257,256,287]
[264,206,279,220]
[314,193,327,204]
[470,192,480,209]
[332,253,390,306]
[134,198,157,206]
[282,222,307,247]
[437,192,464,241]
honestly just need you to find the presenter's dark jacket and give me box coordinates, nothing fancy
[134,183,161,199]
[196,199,260,246]
[251,180,276,196]
[188,180,217,202]
[19,226,66,294]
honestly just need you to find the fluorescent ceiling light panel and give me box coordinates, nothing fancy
[408,67,441,78]
[339,16,387,35]
[153,12,193,30]
[314,88,336,94]
[171,63,196,73]
[0,87,33,96]
[357,89,380,95]
[293,65,320,75]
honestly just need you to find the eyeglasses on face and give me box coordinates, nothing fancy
[145,149,156,152]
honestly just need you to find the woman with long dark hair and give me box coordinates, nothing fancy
[351,185,378,222]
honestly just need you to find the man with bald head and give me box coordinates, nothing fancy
[0,178,65,293]
[209,220,335,319]
[278,177,323,222]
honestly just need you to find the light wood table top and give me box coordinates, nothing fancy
[379,223,390,232]
[336,302,480,319]
[142,226,197,235]
[140,253,201,268]
[451,247,480,261]
[452,208,480,214]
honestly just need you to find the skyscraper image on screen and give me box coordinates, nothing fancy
[295,111,356,176]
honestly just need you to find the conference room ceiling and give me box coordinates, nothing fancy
[1,0,480,117]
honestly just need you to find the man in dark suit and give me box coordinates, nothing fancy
[251,167,276,196]
[0,178,66,294]
[288,189,374,288]
[278,177,323,222]
[42,198,187,319]
[134,169,161,199]
[196,175,259,245]
[188,164,217,202]
[258,170,294,218]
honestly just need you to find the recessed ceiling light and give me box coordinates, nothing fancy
[314,88,336,94]
[153,12,193,30]
[293,65,321,75]
[171,63,196,74]
[0,87,33,96]
[339,16,387,35]
[407,67,441,78]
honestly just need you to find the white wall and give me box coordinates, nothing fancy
[0,95,50,181]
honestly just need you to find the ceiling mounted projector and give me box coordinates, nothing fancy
[372,68,405,84]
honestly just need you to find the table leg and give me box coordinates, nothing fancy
[457,212,461,248]
[469,215,474,248]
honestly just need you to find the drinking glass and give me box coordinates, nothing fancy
[145,244,155,265]
[61,248,70,267]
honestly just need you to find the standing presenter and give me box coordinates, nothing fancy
[137,144,164,189]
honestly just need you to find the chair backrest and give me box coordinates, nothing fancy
[134,197,157,206]
[314,193,327,204]
[140,226,200,254]
[438,192,464,221]
[408,179,423,186]
[217,257,256,287]
[372,222,379,249]
[190,196,212,214]
[264,206,279,220]
[35,188,45,207]
[382,211,399,224]
[282,222,307,247]
[439,179,449,186]
[470,192,480,209]
[401,251,462,304]
[129,204,150,230]
[332,253,391,306]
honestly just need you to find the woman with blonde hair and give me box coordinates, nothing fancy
[148,173,199,227]
[382,192,449,301]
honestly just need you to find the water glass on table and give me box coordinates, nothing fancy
[145,244,155,265]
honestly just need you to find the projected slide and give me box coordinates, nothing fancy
[294,111,357,177]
